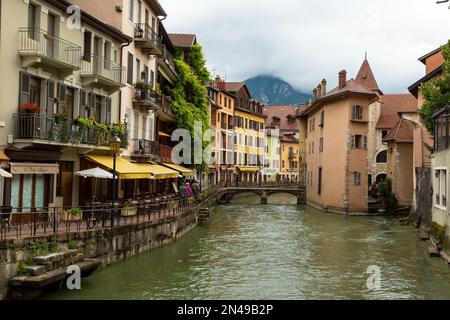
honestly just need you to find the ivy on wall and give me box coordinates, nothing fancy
[419,40,450,133]
[169,43,211,173]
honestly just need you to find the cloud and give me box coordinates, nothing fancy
[161,0,450,94]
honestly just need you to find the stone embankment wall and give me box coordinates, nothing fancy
[0,195,218,300]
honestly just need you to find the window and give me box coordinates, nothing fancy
[83,31,92,62]
[135,58,141,83]
[128,0,134,22]
[350,135,368,149]
[319,137,324,153]
[320,111,324,127]
[382,130,389,139]
[376,150,388,163]
[133,111,139,140]
[354,172,361,186]
[318,167,323,195]
[104,41,111,70]
[127,52,133,85]
[352,105,363,120]
[28,3,38,39]
[435,169,447,208]
[142,115,147,140]
[137,0,142,24]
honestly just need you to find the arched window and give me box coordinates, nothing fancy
[376,150,388,163]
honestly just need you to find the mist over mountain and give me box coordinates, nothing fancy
[245,75,310,106]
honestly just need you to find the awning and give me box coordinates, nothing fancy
[10,163,59,174]
[0,168,12,178]
[162,163,195,177]
[159,131,171,138]
[0,151,9,161]
[135,164,179,180]
[236,166,260,173]
[86,155,151,180]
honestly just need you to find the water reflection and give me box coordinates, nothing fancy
[42,194,450,300]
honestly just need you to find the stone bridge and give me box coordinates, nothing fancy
[217,185,306,205]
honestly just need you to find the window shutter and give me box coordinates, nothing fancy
[79,90,87,118]
[46,80,55,116]
[363,135,368,149]
[58,83,67,114]
[350,135,355,149]
[90,93,96,119]
[19,72,31,107]
[106,97,112,124]
[100,97,107,123]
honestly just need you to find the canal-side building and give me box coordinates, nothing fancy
[0,0,131,209]
[217,80,266,183]
[408,46,444,223]
[261,130,281,183]
[299,67,378,213]
[206,76,236,185]
[280,134,299,182]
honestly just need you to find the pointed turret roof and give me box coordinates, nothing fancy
[355,59,383,95]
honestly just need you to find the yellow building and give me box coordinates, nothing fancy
[262,131,281,182]
[280,135,300,182]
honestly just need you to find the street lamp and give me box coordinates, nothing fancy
[110,135,122,227]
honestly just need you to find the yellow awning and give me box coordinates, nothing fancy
[86,155,151,180]
[236,166,260,173]
[135,164,179,180]
[162,163,195,177]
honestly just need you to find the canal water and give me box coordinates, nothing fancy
[42,194,450,300]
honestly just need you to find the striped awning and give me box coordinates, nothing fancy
[86,155,151,180]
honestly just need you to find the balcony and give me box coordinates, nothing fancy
[133,85,161,110]
[158,45,177,81]
[157,95,174,122]
[134,23,162,56]
[80,55,126,92]
[18,28,81,75]
[13,113,128,149]
[132,139,159,158]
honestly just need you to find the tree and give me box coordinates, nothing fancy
[419,39,450,133]
[170,43,211,173]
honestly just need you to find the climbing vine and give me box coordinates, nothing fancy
[169,43,211,173]
[419,39,450,133]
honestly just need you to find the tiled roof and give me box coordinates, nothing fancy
[355,59,382,93]
[376,94,418,129]
[383,119,416,143]
[168,33,197,48]
[280,134,299,143]
[263,105,299,131]
[222,82,245,93]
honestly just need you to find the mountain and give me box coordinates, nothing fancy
[245,75,310,106]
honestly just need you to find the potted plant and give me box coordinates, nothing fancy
[60,208,83,221]
[168,199,177,209]
[95,123,109,145]
[121,205,137,217]
[20,103,42,114]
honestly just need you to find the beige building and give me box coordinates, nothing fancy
[0,0,130,208]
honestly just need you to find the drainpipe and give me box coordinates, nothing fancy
[119,39,133,124]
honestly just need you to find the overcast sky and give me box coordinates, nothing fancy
[161,0,450,94]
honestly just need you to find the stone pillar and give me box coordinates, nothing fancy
[261,191,268,204]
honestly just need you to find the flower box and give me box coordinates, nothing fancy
[121,207,137,217]
[59,210,83,222]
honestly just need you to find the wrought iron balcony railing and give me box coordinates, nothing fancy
[19,28,81,69]
[134,23,162,53]
[13,113,128,148]
[132,139,160,157]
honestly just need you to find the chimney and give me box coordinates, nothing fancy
[339,70,347,89]
[215,75,225,90]
[317,84,322,98]
[321,79,327,95]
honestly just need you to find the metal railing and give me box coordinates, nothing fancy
[19,28,81,69]
[81,54,126,85]
[161,45,177,74]
[134,23,162,50]
[0,195,204,240]
[13,113,128,148]
[132,139,160,156]
[133,86,161,106]
[161,94,173,117]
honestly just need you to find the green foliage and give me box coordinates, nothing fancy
[70,208,82,217]
[68,240,79,250]
[16,242,60,276]
[419,40,450,133]
[432,222,446,244]
[170,42,211,173]
[378,179,398,213]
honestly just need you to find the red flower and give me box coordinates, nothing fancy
[20,103,42,114]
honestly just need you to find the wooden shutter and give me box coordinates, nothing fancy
[364,135,368,149]
[58,83,67,114]
[350,135,355,149]
[90,93,96,119]
[19,72,31,107]
[46,80,55,116]
[79,90,87,118]
[100,96,107,123]
[106,97,112,124]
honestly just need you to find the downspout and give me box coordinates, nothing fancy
[119,38,133,124]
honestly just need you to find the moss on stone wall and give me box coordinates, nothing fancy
[432,222,446,244]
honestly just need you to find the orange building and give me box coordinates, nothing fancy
[299,64,378,213]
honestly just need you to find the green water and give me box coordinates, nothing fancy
[42,194,450,300]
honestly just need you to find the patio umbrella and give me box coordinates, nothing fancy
[75,167,113,204]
